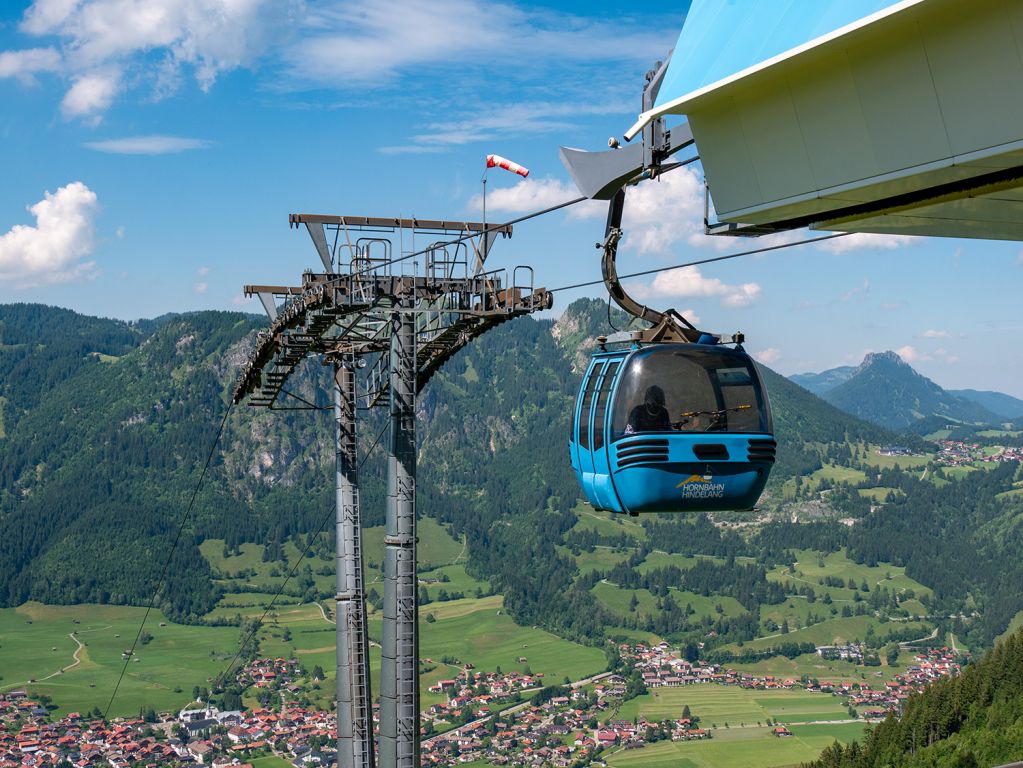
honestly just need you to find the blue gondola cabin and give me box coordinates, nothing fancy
[570,342,775,514]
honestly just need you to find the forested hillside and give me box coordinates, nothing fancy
[0,306,334,618]
[1,300,1022,653]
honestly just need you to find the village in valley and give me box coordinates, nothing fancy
[0,641,963,768]
[934,440,1023,467]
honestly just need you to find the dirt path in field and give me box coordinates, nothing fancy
[899,627,939,647]
[451,534,468,565]
[35,633,86,681]
[316,601,379,648]
[6,624,110,688]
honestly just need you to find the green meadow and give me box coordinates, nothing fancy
[571,505,647,540]
[726,652,908,685]
[0,513,938,733]
[615,683,851,726]
[733,615,930,652]
[0,603,238,718]
[592,581,745,623]
[768,549,932,601]
[562,545,630,574]
[248,756,295,768]
[606,721,867,768]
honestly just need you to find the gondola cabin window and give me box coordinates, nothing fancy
[611,347,770,439]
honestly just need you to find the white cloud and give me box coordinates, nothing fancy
[194,281,208,294]
[0,181,100,287]
[815,232,917,254]
[641,265,761,308]
[385,97,630,153]
[615,168,706,255]
[61,71,119,118]
[197,265,210,275]
[470,177,602,216]
[17,0,282,118]
[84,135,211,154]
[678,308,700,326]
[12,0,670,119]
[1016,250,1023,265]
[0,47,61,82]
[896,345,930,363]
[754,347,782,365]
[285,0,670,86]
[115,225,125,238]
[474,167,720,255]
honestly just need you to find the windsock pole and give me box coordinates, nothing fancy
[482,153,530,243]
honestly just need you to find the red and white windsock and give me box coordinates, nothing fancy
[486,153,529,178]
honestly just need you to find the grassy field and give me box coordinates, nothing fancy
[202,516,470,600]
[727,652,911,685]
[769,549,932,601]
[593,581,660,617]
[637,551,716,573]
[0,603,239,717]
[858,487,902,502]
[615,683,852,726]
[415,596,604,684]
[562,546,631,575]
[734,615,930,652]
[816,464,869,485]
[571,505,646,540]
[782,464,869,498]
[606,627,665,645]
[997,610,1023,643]
[758,597,833,630]
[606,721,867,768]
[592,580,745,623]
[862,446,933,470]
[419,562,489,597]
[248,592,607,710]
[249,755,295,768]
[944,465,978,480]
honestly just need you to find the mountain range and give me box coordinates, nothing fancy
[949,388,1023,419]
[1,300,1022,651]
[0,300,890,617]
[790,351,1016,430]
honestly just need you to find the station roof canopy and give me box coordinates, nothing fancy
[634,0,1023,241]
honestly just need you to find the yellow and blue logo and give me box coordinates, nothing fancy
[676,474,713,487]
[676,472,725,498]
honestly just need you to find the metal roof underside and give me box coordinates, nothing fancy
[636,0,1023,241]
[651,0,920,116]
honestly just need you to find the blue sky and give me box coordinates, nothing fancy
[1,0,1021,397]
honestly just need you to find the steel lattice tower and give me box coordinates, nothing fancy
[234,213,551,768]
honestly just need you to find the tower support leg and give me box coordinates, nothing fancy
[334,356,375,768]
[379,310,419,768]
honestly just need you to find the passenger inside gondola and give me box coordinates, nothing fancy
[611,347,770,441]
[625,385,671,434]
